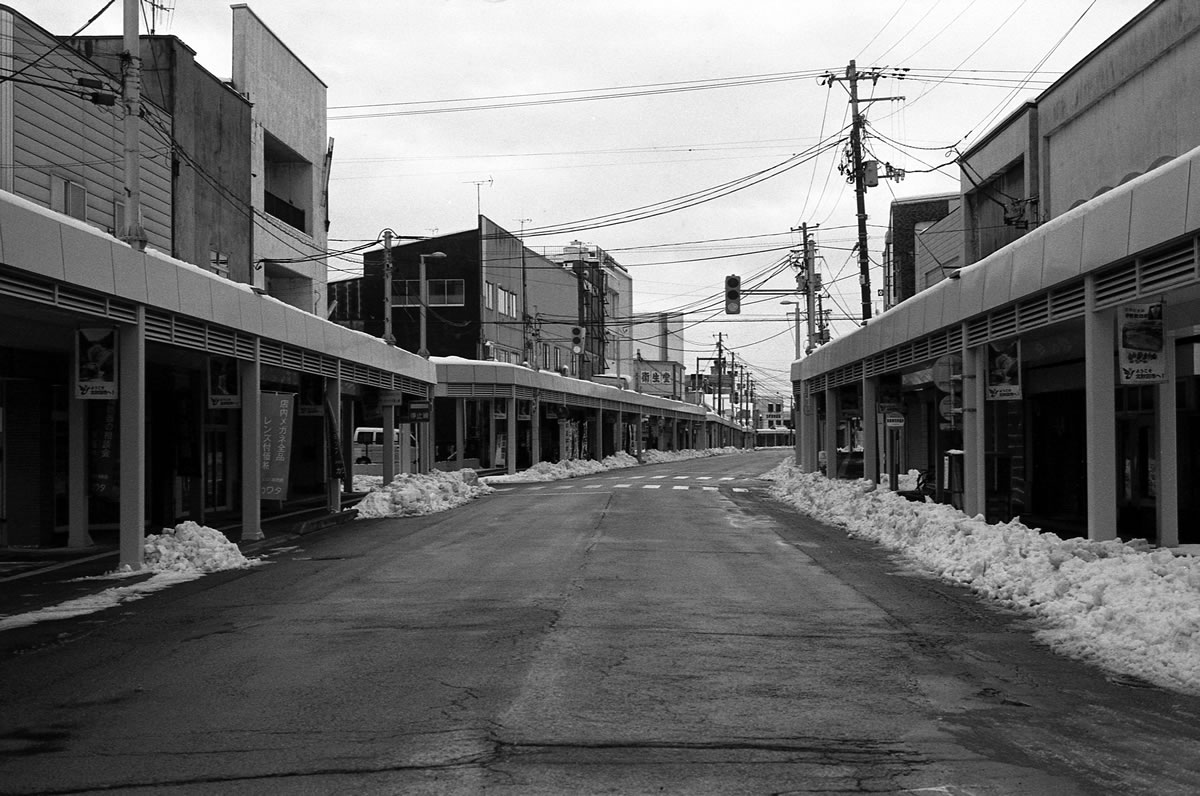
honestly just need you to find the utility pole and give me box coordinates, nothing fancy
[120,0,146,250]
[820,62,904,325]
[715,333,725,420]
[381,228,395,345]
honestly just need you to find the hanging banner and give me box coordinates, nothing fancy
[1119,302,1166,384]
[325,396,347,482]
[986,340,1022,400]
[260,392,295,500]
[75,328,117,399]
[298,374,324,416]
[208,356,241,409]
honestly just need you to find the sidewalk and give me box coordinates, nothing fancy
[0,506,358,623]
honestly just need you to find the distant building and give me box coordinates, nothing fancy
[882,193,957,308]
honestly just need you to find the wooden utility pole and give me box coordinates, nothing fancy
[121,0,146,250]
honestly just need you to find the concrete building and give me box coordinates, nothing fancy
[882,193,958,308]
[793,0,1200,548]
[0,6,434,565]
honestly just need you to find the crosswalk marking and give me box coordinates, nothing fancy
[672,476,688,480]
[643,484,661,489]
[696,476,712,481]
[672,485,688,490]
[702,486,718,491]
[490,475,752,496]
[651,475,668,479]
[719,477,734,481]
[583,484,603,489]
[615,484,631,488]
[733,487,748,493]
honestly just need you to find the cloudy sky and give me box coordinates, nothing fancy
[22,0,1150,399]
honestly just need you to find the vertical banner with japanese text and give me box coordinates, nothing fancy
[1119,301,1166,384]
[260,392,295,500]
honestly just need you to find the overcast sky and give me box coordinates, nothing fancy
[20,0,1151,399]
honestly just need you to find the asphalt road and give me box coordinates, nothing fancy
[2,450,1200,794]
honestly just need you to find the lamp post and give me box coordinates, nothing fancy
[781,300,803,360]
[417,251,447,358]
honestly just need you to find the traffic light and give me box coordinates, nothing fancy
[724,274,741,315]
[570,325,586,353]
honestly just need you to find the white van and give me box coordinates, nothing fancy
[353,427,419,468]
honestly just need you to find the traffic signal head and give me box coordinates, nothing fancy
[724,274,742,315]
[570,325,586,353]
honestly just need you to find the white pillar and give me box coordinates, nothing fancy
[963,342,986,517]
[382,403,396,484]
[531,398,542,466]
[862,376,879,483]
[455,398,466,468]
[824,387,839,477]
[68,394,91,547]
[325,376,342,511]
[1157,336,1179,547]
[118,308,146,569]
[1084,293,1118,541]
[240,345,263,541]
[506,396,518,474]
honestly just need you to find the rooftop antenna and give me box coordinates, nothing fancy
[464,176,493,218]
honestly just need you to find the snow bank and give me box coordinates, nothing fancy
[143,521,258,573]
[354,469,494,518]
[482,446,748,484]
[763,459,1200,694]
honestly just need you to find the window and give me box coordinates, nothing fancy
[51,175,86,221]
[395,279,466,307]
[209,251,230,278]
[485,281,496,310]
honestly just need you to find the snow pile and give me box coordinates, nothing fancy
[763,459,1200,694]
[354,469,494,518]
[483,452,639,483]
[639,445,745,464]
[483,447,749,484]
[143,521,258,573]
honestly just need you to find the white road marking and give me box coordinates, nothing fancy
[643,484,661,489]
[615,484,632,488]
[672,485,689,490]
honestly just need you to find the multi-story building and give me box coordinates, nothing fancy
[0,5,434,563]
[882,193,959,308]
[794,0,1200,547]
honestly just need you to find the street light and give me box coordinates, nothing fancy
[417,251,447,358]
[781,300,803,360]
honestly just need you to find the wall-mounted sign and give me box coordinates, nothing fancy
[1119,301,1165,384]
[260,392,295,500]
[986,340,1022,400]
[76,328,117,399]
[208,356,241,409]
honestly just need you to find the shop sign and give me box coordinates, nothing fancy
[76,328,117,399]
[401,400,431,423]
[884,410,905,429]
[208,356,240,409]
[986,340,1022,400]
[260,392,295,500]
[1119,301,1166,384]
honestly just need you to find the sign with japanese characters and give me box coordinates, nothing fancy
[260,392,295,500]
[1119,302,1165,384]
[637,359,682,397]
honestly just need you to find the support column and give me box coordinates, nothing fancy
[592,408,603,461]
[671,418,680,451]
[324,375,342,512]
[503,396,516,474]
[400,422,413,474]
[240,345,262,541]
[862,376,879,484]
[68,394,91,547]
[382,403,396,485]
[963,342,986,518]
[614,412,624,456]
[420,386,435,473]
[530,397,542,466]
[1084,294,1118,541]
[823,387,839,478]
[118,308,146,568]
[634,413,644,457]
[455,398,466,468]
[1157,335,1179,547]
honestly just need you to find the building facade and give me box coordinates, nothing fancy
[794,0,1200,548]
